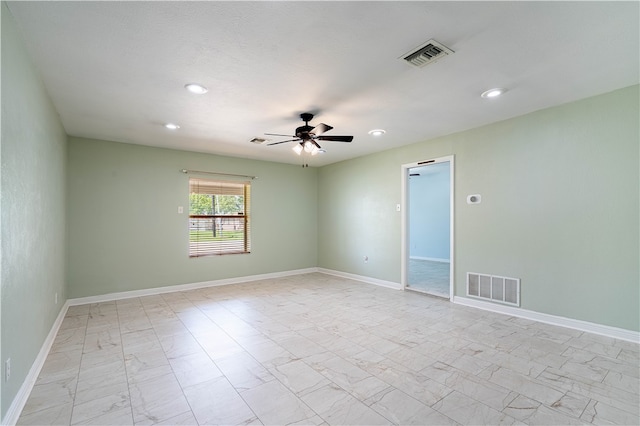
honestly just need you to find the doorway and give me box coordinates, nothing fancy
[401,156,454,299]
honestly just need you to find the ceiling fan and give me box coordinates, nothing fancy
[266,113,353,156]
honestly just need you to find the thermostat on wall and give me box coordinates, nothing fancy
[467,194,481,204]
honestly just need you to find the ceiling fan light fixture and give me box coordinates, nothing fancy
[303,140,314,153]
[368,129,386,136]
[481,88,507,99]
[184,83,208,94]
[292,143,303,155]
[311,145,320,156]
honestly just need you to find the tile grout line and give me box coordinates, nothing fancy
[115,299,138,426]
[66,307,90,426]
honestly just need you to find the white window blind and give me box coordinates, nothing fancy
[189,178,251,257]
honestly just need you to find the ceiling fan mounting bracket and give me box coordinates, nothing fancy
[300,112,314,123]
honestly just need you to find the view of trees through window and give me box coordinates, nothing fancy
[189,193,244,215]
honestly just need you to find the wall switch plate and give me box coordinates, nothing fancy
[5,358,10,382]
[178,206,184,214]
[396,204,401,212]
[55,292,58,304]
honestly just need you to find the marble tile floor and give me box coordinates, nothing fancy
[407,259,450,298]
[18,273,639,425]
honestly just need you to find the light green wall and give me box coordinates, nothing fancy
[319,85,639,332]
[67,138,318,298]
[1,2,68,419]
[318,152,406,282]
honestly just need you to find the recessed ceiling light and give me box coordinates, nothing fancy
[481,88,507,99]
[368,129,386,136]
[184,83,208,95]
[164,123,180,130]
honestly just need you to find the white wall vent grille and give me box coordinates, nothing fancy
[401,39,454,68]
[467,272,520,307]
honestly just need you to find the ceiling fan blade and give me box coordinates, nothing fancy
[267,138,300,146]
[311,123,333,136]
[265,133,295,137]
[317,135,353,142]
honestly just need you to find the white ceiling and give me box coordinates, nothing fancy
[7,1,639,167]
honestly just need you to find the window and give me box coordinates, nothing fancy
[189,178,251,256]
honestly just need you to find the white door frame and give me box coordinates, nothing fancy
[401,155,454,300]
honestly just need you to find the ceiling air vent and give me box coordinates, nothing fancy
[249,137,268,144]
[401,39,454,68]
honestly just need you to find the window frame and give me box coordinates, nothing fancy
[188,178,251,257]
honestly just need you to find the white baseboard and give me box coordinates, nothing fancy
[2,300,71,426]
[317,268,402,290]
[68,268,319,306]
[453,296,640,344]
[409,256,450,263]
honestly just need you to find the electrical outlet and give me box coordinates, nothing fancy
[364,255,369,263]
[5,358,10,382]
